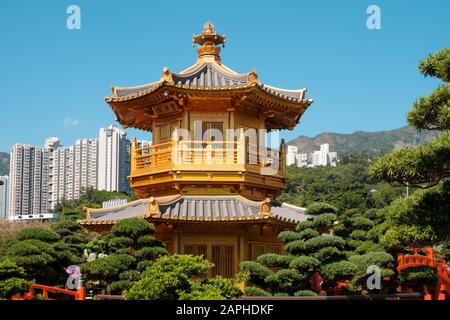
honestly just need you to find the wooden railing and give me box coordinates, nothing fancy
[131,138,286,176]
[13,284,86,300]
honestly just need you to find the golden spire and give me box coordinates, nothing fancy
[192,22,226,61]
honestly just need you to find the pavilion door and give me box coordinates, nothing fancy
[182,243,235,278]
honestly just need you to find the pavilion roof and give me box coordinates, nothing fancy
[78,195,310,227]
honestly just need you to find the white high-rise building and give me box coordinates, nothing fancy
[98,125,131,194]
[328,152,338,167]
[0,176,8,220]
[286,145,298,166]
[8,144,50,217]
[48,138,98,209]
[296,153,308,167]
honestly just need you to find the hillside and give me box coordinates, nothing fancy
[287,126,442,157]
[0,152,9,176]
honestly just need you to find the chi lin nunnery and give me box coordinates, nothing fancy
[78,22,314,278]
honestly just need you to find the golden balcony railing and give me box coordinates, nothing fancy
[130,137,286,177]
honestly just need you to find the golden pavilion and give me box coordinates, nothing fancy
[79,22,314,278]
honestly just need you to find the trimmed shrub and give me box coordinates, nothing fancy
[294,290,318,297]
[257,254,293,268]
[278,231,302,243]
[243,286,271,297]
[305,202,338,215]
[15,228,60,242]
[289,256,321,273]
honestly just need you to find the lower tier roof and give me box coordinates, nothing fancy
[78,195,310,226]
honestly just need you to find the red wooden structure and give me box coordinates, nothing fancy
[12,284,86,300]
[397,247,450,300]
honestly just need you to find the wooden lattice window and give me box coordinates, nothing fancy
[184,244,207,258]
[251,244,281,260]
[211,245,234,278]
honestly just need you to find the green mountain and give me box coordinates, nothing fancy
[0,152,10,176]
[287,126,442,157]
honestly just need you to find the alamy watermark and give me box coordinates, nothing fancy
[367,5,381,30]
[66,5,81,30]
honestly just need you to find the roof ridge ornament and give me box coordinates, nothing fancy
[147,196,161,217]
[247,68,259,85]
[192,22,226,62]
[259,197,273,217]
[160,66,174,84]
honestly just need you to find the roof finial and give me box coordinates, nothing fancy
[193,22,226,62]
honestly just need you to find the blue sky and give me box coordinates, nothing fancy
[0,0,449,152]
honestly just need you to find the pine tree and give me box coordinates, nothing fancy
[369,46,450,248]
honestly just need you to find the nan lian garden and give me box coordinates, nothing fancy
[1,23,449,301]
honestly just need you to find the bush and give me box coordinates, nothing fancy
[303,236,346,252]
[178,276,242,300]
[240,261,274,287]
[294,290,318,297]
[311,213,337,230]
[313,246,346,264]
[348,251,394,273]
[289,256,321,273]
[111,219,156,241]
[278,231,302,243]
[125,255,216,300]
[349,217,374,231]
[298,228,320,240]
[296,220,315,232]
[107,280,134,295]
[321,261,358,281]
[135,247,168,261]
[0,278,33,299]
[257,254,293,268]
[109,237,134,251]
[284,240,306,255]
[305,202,338,215]
[15,228,60,242]
[350,230,368,241]
[243,286,271,297]
[264,269,305,293]
[398,266,438,288]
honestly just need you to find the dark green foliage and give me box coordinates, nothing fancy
[289,256,320,273]
[111,218,156,241]
[321,261,358,282]
[178,276,243,300]
[349,230,368,241]
[134,247,167,261]
[109,237,134,251]
[313,246,347,264]
[81,218,166,293]
[15,228,60,242]
[240,261,273,287]
[294,290,318,297]
[0,260,33,298]
[303,236,346,252]
[137,260,154,272]
[81,254,136,287]
[311,213,337,231]
[305,202,338,215]
[348,252,394,273]
[264,269,306,294]
[298,228,320,240]
[107,280,134,295]
[398,266,438,288]
[243,286,271,297]
[125,254,243,300]
[277,231,302,243]
[369,46,450,249]
[295,220,315,232]
[349,217,374,231]
[284,240,306,255]
[256,254,293,268]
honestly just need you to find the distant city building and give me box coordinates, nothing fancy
[296,153,308,167]
[49,138,98,209]
[286,143,338,168]
[286,145,298,166]
[7,125,132,218]
[8,144,50,218]
[0,175,8,220]
[98,125,131,194]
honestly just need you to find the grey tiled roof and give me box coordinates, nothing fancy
[108,61,308,103]
[79,195,310,226]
